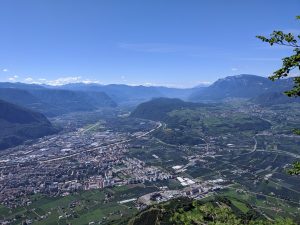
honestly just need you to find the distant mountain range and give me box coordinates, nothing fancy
[189,74,293,102]
[0,74,296,117]
[0,86,117,117]
[58,83,200,105]
[60,74,295,104]
[0,99,58,150]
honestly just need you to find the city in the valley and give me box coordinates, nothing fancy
[1,96,299,224]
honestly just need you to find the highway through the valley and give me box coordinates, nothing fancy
[238,136,257,156]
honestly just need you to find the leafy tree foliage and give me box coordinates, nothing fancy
[126,197,297,225]
[171,201,296,225]
[171,203,242,225]
[257,16,300,175]
[288,161,300,175]
[256,16,300,97]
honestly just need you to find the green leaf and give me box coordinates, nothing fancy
[288,162,300,175]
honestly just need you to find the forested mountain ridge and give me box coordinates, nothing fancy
[130,97,203,121]
[0,99,58,150]
[0,87,117,117]
[250,92,300,106]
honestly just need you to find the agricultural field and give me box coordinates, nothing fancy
[0,184,158,225]
[218,184,300,222]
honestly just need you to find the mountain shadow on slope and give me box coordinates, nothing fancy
[0,88,117,117]
[0,99,58,150]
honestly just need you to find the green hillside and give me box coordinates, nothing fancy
[130,97,203,121]
[0,99,58,150]
[116,197,297,225]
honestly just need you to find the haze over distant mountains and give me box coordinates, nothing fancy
[0,86,117,117]
[59,74,294,104]
[57,83,200,105]
[189,74,294,102]
[0,74,296,107]
[0,74,296,114]
[51,74,297,105]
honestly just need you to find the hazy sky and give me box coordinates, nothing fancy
[0,0,299,87]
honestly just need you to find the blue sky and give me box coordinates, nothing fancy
[0,0,299,87]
